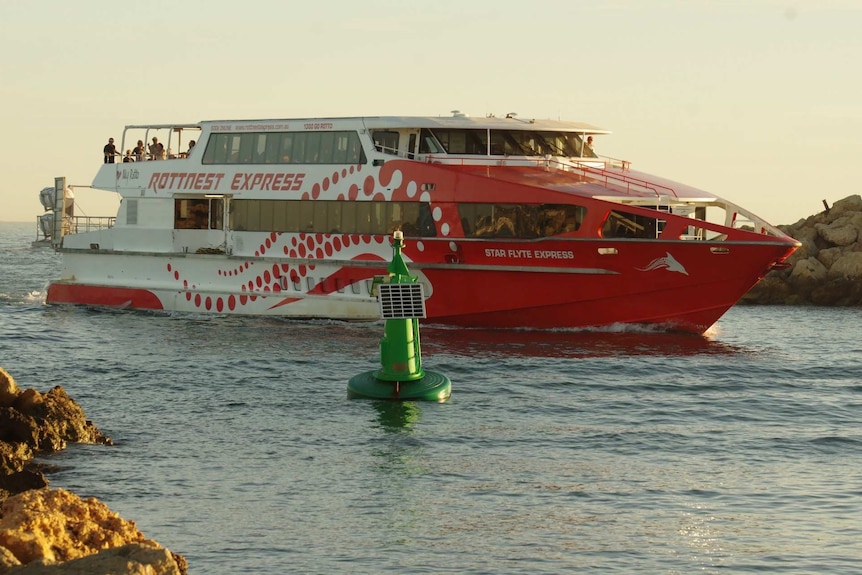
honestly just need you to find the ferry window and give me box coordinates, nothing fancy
[465,204,496,237]
[272,199,288,230]
[224,134,240,163]
[245,200,261,231]
[398,202,420,235]
[254,134,269,163]
[299,201,314,232]
[355,202,371,234]
[202,137,216,164]
[506,132,541,156]
[373,131,399,155]
[341,203,357,233]
[227,199,436,236]
[419,203,436,237]
[292,133,307,164]
[284,200,300,231]
[347,133,365,163]
[210,198,224,230]
[265,134,281,164]
[280,134,295,164]
[328,202,343,233]
[175,199,210,230]
[433,129,486,155]
[367,202,385,233]
[230,201,247,231]
[539,132,582,157]
[203,131,367,165]
[458,203,585,238]
[602,210,657,239]
[489,131,511,155]
[319,132,335,164]
[311,201,327,233]
[387,203,402,233]
[304,132,321,163]
[238,134,255,163]
[418,129,444,154]
[203,134,230,164]
[333,133,349,163]
[259,200,275,231]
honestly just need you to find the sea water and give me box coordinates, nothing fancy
[1,221,861,574]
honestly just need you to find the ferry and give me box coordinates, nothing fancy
[44,112,799,333]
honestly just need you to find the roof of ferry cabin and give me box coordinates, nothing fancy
[201,116,611,134]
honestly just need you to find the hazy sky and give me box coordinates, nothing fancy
[1,0,859,225]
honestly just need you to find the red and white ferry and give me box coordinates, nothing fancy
[45,112,798,333]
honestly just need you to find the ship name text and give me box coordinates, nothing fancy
[147,172,305,193]
[485,249,574,260]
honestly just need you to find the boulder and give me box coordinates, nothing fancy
[0,368,188,575]
[0,488,186,575]
[828,251,862,280]
[744,195,862,305]
[815,221,857,246]
[0,382,112,500]
[4,542,183,575]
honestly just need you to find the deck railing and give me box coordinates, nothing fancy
[68,215,116,234]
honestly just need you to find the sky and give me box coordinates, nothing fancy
[1,0,860,226]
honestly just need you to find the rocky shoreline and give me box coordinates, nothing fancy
[0,366,187,574]
[743,195,862,306]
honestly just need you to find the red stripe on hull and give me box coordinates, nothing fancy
[47,283,164,310]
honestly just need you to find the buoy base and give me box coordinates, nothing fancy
[348,370,451,402]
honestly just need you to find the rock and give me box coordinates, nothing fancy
[788,257,827,283]
[744,194,862,305]
[0,443,33,475]
[817,246,843,269]
[0,369,20,406]
[0,383,113,500]
[826,194,862,220]
[816,221,857,246]
[0,469,47,502]
[0,369,188,575]
[828,251,862,280]
[3,542,183,574]
[0,488,143,564]
[0,488,185,575]
[0,380,114,503]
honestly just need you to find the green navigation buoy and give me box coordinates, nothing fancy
[348,230,451,402]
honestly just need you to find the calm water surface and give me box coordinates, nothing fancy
[1,221,861,574]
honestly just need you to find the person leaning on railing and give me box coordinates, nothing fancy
[149,137,166,160]
[103,137,121,163]
[132,140,146,161]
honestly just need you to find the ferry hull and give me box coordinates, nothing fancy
[45,237,794,334]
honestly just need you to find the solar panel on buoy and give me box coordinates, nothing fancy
[377,283,426,319]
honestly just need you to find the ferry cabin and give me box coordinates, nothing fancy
[100,115,754,256]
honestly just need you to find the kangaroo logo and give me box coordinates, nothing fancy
[637,252,688,275]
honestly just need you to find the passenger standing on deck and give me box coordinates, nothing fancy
[103,138,120,163]
[149,137,164,160]
[132,140,146,161]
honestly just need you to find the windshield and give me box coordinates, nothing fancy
[422,128,596,158]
